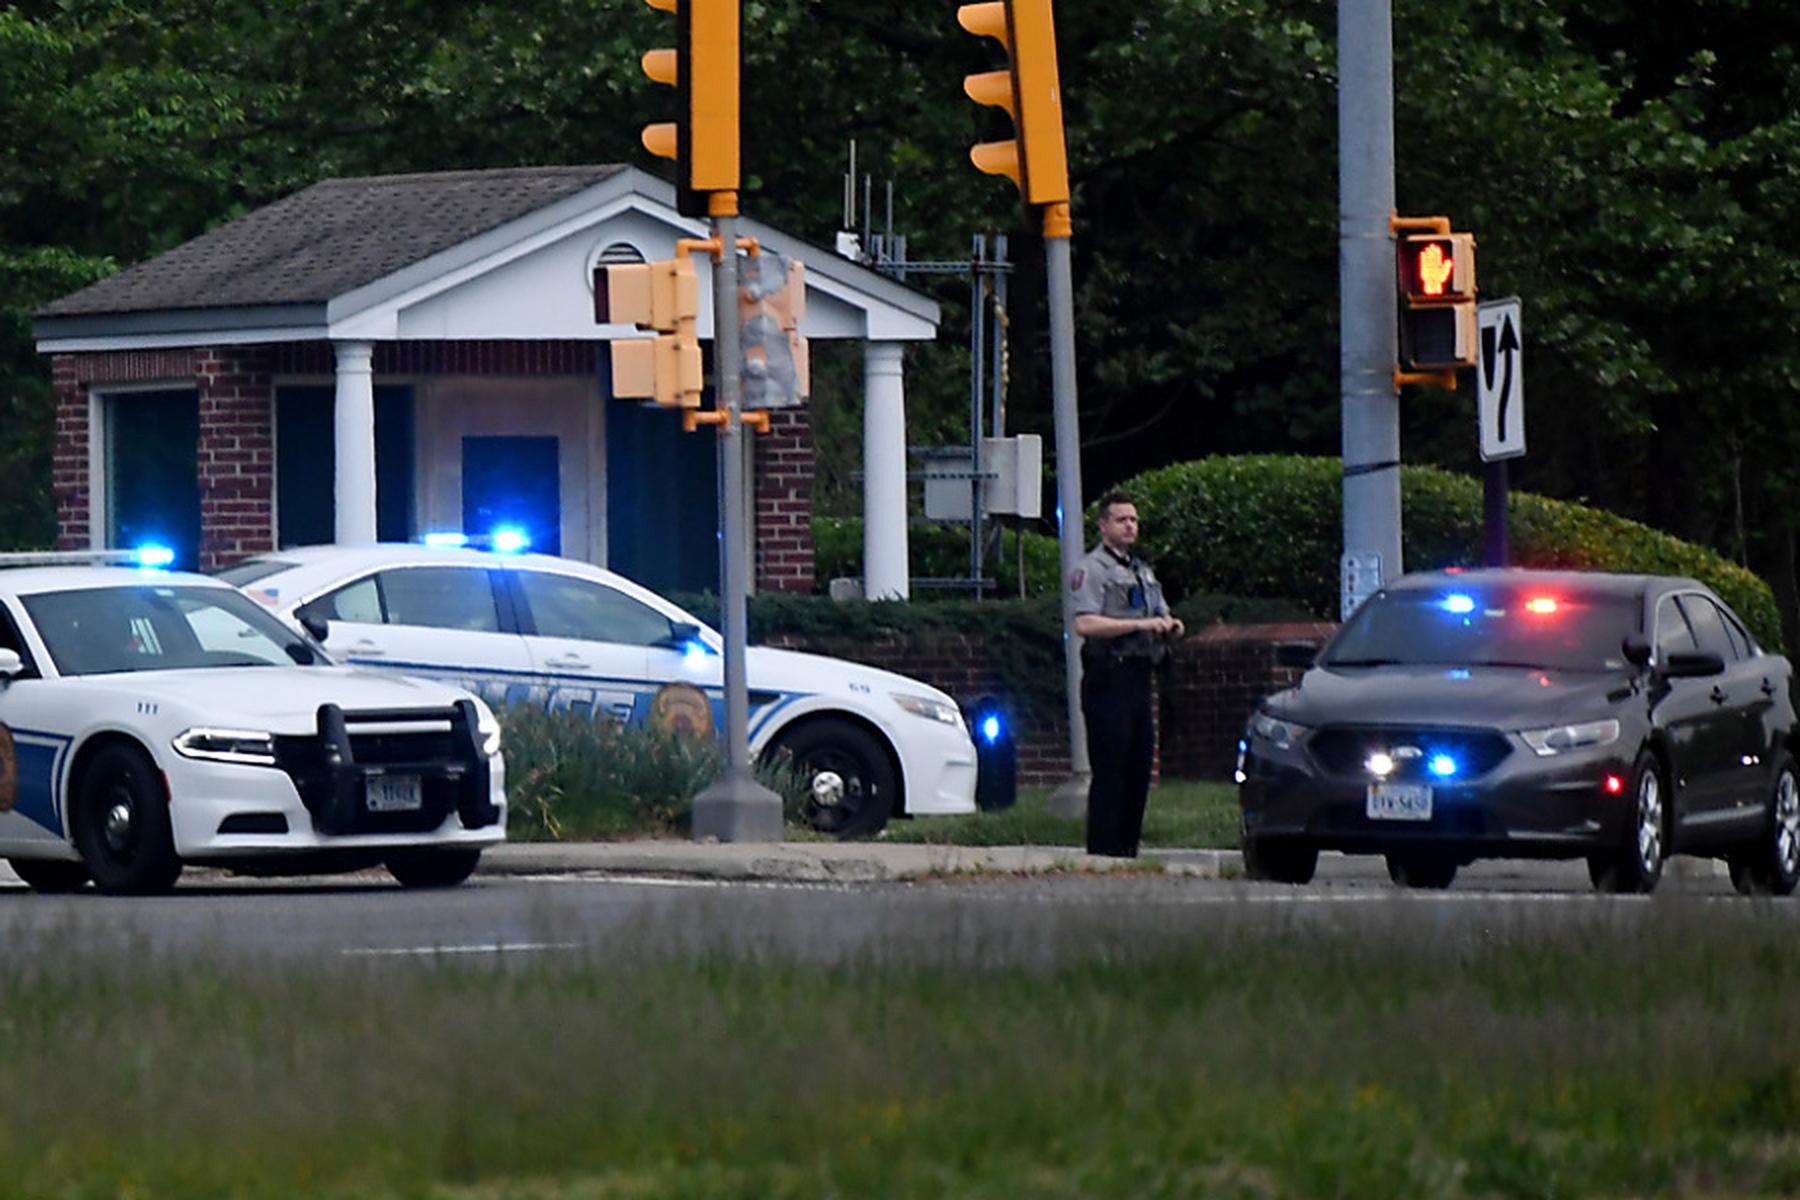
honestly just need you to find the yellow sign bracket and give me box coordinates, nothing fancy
[1390,212,1451,236]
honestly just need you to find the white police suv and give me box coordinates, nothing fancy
[219,543,981,837]
[0,552,505,893]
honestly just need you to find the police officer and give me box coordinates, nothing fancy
[1070,492,1183,857]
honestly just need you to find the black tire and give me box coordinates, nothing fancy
[71,744,182,895]
[768,718,896,839]
[1727,753,1800,897]
[1385,852,1458,890]
[8,857,90,893]
[1242,836,1318,884]
[386,848,483,889]
[1591,750,1666,895]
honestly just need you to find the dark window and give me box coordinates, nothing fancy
[1677,595,1737,661]
[462,436,560,556]
[299,576,383,625]
[1655,596,1697,661]
[212,559,296,587]
[1322,585,1639,672]
[516,571,672,646]
[377,568,499,632]
[23,586,305,676]
[275,385,415,547]
[106,388,200,571]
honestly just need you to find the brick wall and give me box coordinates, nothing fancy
[195,346,276,571]
[753,408,815,593]
[763,621,1338,787]
[1159,622,1339,779]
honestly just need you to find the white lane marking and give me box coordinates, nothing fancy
[341,941,583,958]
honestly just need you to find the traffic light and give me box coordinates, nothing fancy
[738,250,809,409]
[957,0,1070,207]
[1397,232,1477,371]
[596,258,703,408]
[639,0,740,218]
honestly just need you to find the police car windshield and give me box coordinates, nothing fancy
[23,585,324,676]
[1321,586,1638,673]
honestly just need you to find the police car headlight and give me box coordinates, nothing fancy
[1248,712,1309,751]
[1519,718,1620,757]
[173,727,278,767]
[892,693,964,729]
[476,706,503,758]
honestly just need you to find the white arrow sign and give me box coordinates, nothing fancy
[1477,298,1524,461]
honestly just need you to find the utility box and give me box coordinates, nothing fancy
[921,435,1043,521]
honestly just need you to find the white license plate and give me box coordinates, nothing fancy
[1366,783,1433,821]
[366,774,423,813]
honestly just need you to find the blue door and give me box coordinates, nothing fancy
[462,436,561,555]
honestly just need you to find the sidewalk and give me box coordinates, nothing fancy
[480,840,1244,885]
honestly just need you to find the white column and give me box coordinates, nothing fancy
[862,341,910,600]
[333,340,378,545]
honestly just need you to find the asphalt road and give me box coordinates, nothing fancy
[0,852,1784,968]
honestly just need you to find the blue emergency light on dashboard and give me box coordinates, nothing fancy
[491,527,530,554]
[133,544,175,570]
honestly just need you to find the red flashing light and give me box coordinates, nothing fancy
[1525,597,1559,615]
[1604,775,1625,795]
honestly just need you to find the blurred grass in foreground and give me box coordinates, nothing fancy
[3,903,1800,1198]
[881,781,1240,848]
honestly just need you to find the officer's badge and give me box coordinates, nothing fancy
[649,682,715,740]
[1070,568,1085,592]
[0,722,14,813]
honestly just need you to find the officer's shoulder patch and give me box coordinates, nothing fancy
[1069,568,1085,592]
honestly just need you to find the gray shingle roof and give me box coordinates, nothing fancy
[37,165,629,318]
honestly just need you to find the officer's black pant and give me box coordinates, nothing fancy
[1082,658,1154,857]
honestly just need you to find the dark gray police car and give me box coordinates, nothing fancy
[1237,570,1798,893]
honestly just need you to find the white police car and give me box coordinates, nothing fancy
[219,542,981,837]
[0,552,505,894]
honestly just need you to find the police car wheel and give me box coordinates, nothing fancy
[386,848,483,889]
[8,857,91,893]
[71,744,182,895]
[770,719,895,839]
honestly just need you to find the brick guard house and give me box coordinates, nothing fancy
[33,165,939,597]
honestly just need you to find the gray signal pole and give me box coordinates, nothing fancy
[1338,0,1403,614]
[692,206,784,842]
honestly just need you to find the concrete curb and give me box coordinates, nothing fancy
[478,842,1243,884]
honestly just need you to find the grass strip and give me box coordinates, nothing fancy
[2,902,1798,1197]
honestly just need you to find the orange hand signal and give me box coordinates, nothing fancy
[1417,243,1455,296]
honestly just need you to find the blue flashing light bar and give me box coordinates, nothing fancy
[422,531,470,548]
[981,715,1002,744]
[491,527,530,555]
[134,544,175,569]
[1440,594,1476,615]
[1428,754,1459,778]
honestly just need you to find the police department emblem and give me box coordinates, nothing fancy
[649,683,715,739]
[0,722,14,813]
[1070,568,1085,592]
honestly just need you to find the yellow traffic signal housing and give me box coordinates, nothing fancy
[639,0,739,217]
[957,0,1070,207]
[738,251,809,409]
[597,259,704,408]
[1398,231,1477,370]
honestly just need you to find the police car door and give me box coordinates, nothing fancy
[509,569,661,723]
[295,565,535,708]
[0,599,69,852]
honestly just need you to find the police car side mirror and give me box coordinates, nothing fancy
[663,621,702,649]
[1275,641,1318,669]
[0,649,21,680]
[1662,651,1726,679]
[298,611,330,643]
[1622,633,1652,669]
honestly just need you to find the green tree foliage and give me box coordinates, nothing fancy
[5,0,1800,646]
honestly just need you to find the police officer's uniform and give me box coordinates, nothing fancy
[1070,543,1171,857]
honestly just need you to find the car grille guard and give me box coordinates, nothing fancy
[273,700,500,836]
[1307,725,1514,781]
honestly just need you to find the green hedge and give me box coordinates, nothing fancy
[1114,455,1783,650]
[812,515,1063,597]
